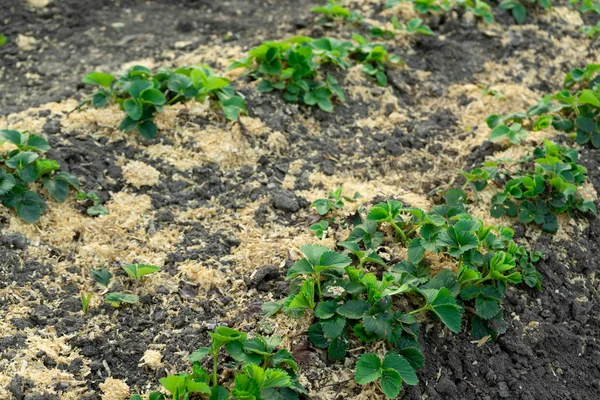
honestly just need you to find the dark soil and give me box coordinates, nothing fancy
[1,1,599,400]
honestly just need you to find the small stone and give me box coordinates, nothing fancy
[271,189,300,212]
[498,381,510,398]
[43,120,61,135]
[435,377,457,395]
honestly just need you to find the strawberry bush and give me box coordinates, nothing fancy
[462,141,597,233]
[230,36,401,111]
[82,65,246,139]
[487,64,600,147]
[262,191,541,398]
[0,129,79,223]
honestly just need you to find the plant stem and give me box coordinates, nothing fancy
[168,94,181,105]
[408,304,430,316]
[315,273,322,299]
[388,219,407,243]
[212,353,218,387]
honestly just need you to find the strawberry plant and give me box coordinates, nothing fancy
[131,327,304,400]
[82,65,246,139]
[350,34,402,87]
[310,186,362,216]
[581,22,600,38]
[499,0,551,24]
[0,129,79,223]
[230,37,348,112]
[75,191,108,216]
[487,64,600,147]
[369,17,434,39]
[464,141,597,233]
[386,0,494,24]
[312,0,363,24]
[230,36,402,109]
[0,34,6,47]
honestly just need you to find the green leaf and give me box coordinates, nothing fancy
[123,99,143,120]
[322,315,346,339]
[210,386,230,400]
[122,264,161,280]
[105,292,139,307]
[25,134,50,152]
[91,267,112,287]
[16,191,45,223]
[489,124,510,141]
[189,347,211,362]
[355,353,382,384]
[336,300,369,319]
[475,295,500,319]
[578,89,600,107]
[140,88,167,105]
[129,80,154,98]
[307,323,329,348]
[314,301,338,319]
[220,96,246,120]
[407,239,426,264]
[0,171,16,196]
[82,72,115,89]
[0,129,24,146]
[383,352,418,386]
[138,120,158,139]
[380,369,402,398]
[327,335,348,361]
[119,117,138,132]
[0,34,6,47]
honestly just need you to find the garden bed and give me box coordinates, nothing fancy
[0,1,599,399]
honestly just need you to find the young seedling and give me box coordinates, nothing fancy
[311,186,362,216]
[0,129,79,223]
[355,352,418,398]
[81,292,93,314]
[350,34,402,87]
[122,263,161,281]
[75,191,108,216]
[310,220,329,239]
[82,65,246,139]
[105,292,138,308]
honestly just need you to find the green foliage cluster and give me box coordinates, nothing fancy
[461,141,597,233]
[82,65,246,139]
[230,35,401,111]
[75,191,108,216]
[581,22,600,38]
[385,0,494,25]
[570,0,600,14]
[0,130,79,223]
[311,0,363,24]
[0,34,6,46]
[309,186,362,239]
[312,0,434,38]
[130,327,305,400]
[487,65,600,147]
[499,0,551,24]
[263,192,541,398]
